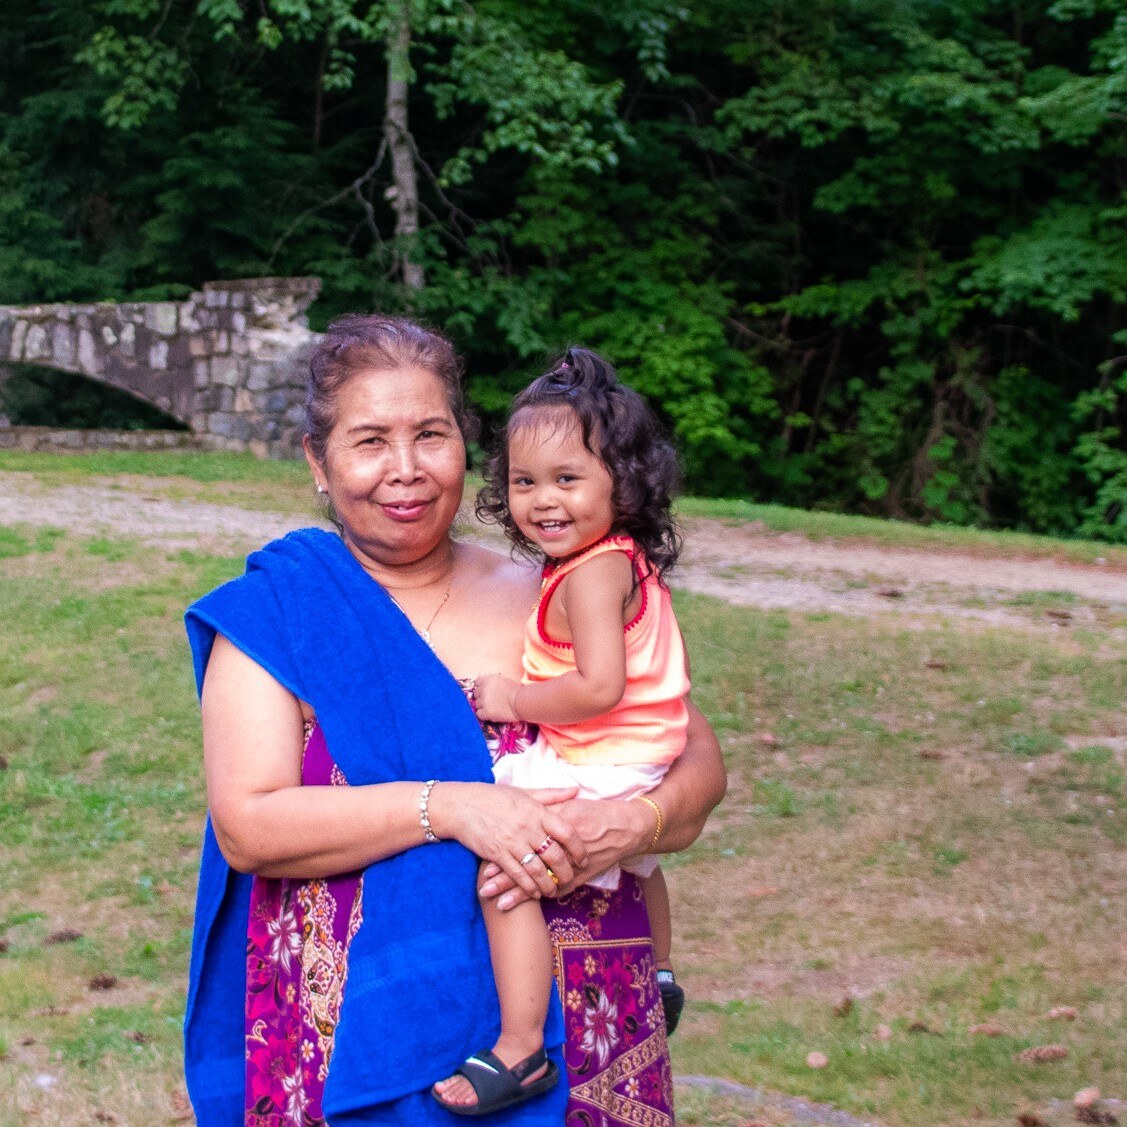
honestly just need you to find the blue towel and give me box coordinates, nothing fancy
[184,528,566,1124]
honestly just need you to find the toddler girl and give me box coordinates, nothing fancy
[432,348,689,1115]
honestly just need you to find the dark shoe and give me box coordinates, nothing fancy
[657,969,685,1036]
[431,1046,559,1117]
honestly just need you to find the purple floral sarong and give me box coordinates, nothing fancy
[243,716,674,1125]
[543,880,674,1125]
[244,722,361,1126]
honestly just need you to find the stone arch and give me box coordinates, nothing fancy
[0,277,321,457]
[0,361,193,431]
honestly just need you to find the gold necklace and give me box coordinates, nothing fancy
[388,576,454,649]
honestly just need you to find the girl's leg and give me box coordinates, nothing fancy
[433,863,552,1107]
[642,865,687,1035]
[641,866,673,968]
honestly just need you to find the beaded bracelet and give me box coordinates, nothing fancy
[635,795,664,850]
[419,779,439,844]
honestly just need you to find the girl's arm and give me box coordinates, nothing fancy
[481,697,727,908]
[475,550,634,724]
[202,634,583,895]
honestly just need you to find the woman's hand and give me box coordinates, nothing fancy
[478,698,726,909]
[478,796,653,907]
[548,796,655,889]
[427,781,585,899]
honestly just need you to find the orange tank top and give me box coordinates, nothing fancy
[522,536,690,767]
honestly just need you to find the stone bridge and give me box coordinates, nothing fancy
[0,277,322,457]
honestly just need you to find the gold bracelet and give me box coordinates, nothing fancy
[635,795,664,850]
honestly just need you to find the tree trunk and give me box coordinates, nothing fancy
[383,1,424,292]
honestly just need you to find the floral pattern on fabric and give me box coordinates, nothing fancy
[241,710,673,1125]
[462,681,675,1123]
[459,676,539,764]
[543,878,675,1126]
[244,721,361,1126]
[297,877,363,1080]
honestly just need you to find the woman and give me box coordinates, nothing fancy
[185,315,725,1125]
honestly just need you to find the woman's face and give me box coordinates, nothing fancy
[304,365,466,572]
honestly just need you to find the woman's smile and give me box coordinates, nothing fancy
[381,498,433,521]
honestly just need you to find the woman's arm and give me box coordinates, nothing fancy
[202,634,582,895]
[481,698,726,908]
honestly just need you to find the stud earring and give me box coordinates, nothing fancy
[316,484,326,494]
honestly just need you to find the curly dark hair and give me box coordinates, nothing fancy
[476,347,682,582]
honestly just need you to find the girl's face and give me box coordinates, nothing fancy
[507,407,615,560]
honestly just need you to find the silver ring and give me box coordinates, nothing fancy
[519,852,536,866]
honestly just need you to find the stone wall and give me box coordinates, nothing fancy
[0,277,322,458]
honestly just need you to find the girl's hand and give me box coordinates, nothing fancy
[473,673,522,722]
[427,781,583,899]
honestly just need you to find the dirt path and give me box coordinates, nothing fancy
[3,473,1125,630]
[674,516,1127,630]
[0,475,313,550]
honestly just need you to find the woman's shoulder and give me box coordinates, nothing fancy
[439,543,539,679]
[456,541,540,599]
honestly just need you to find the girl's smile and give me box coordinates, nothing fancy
[507,408,616,560]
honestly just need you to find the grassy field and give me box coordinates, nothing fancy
[0,452,1124,1125]
[673,595,1124,1125]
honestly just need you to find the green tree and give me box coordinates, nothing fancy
[2,0,1124,534]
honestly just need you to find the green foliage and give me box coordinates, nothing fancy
[0,147,111,302]
[431,7,628,185]
[966,202,1127,323]
[0,0,1123,535]
[76,29,188,130]
[134,102,314,283]
[983,367,1080,536]
[716,1,1126,534]
[1072,346,1127,541]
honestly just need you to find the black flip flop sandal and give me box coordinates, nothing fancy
[431,1046,560,1117]
[657,969,685,1036]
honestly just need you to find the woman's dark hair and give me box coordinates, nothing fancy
[304,314,477,462]
[477,347,682,581]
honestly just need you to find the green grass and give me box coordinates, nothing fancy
[0,473,1123,1124]
[678,993,1113,1123]
[0,449,311,484]
[669,591,1125,1125]
[0,526,65,559]
[676,496,1127,565]
[0,530,240,1121]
